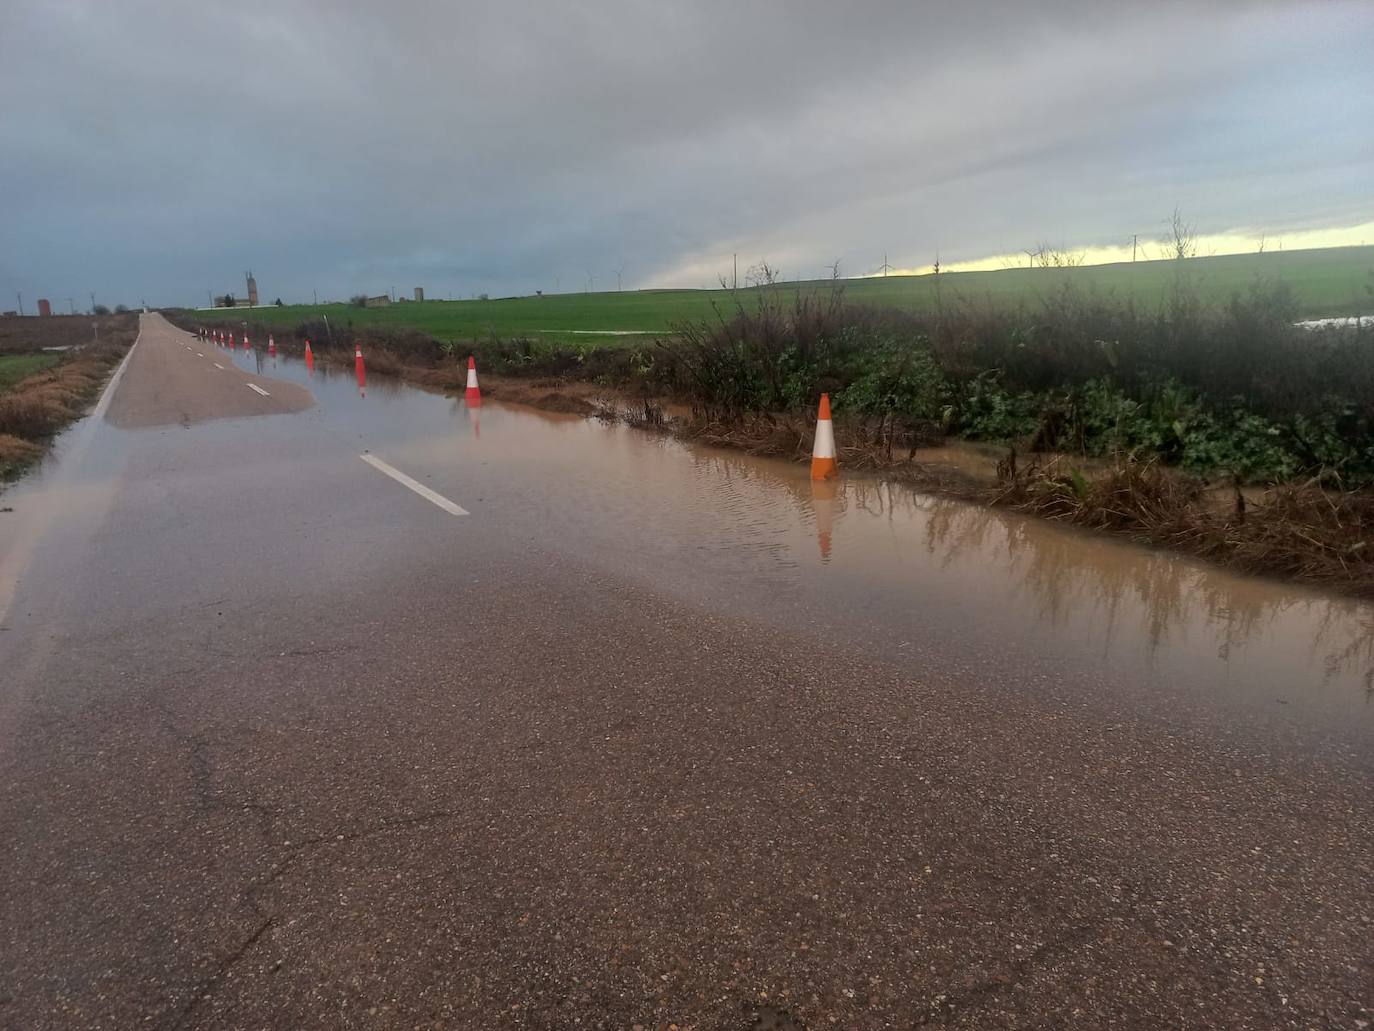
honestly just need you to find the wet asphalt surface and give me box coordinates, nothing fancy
[1,314,1372,1029]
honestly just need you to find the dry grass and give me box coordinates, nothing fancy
[0,320,136,481]
[992,455,1374,597]
[0,433,43,473]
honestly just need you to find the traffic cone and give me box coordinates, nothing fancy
[355,344,366,389]
[810,393,838,480]
[268,334,276,357]
[304,339,314,373]
[243,333,250,351]
[465,355,481,406]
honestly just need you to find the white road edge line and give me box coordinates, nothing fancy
[246,383,270,396]
[196,352,204,357]
[359,454,469,517]
[213,363,224,369]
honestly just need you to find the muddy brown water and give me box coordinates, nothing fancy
[4,339,1372,745]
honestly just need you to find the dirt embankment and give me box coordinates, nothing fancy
[0,314,139,481]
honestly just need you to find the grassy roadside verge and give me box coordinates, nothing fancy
[0,314,139,484]
[166,275,1374,597]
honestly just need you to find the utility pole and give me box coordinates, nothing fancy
[90,291,96,313]
[1131,234,1138,262]
[733,253,738,291]
[207,290,212,309]
[313,289,318,306]
[16,292,23,316]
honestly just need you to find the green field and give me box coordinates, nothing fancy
[191,245,1374,346]
[0,353,61,391]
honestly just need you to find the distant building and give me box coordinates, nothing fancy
[37,298,52,317]
[364,295,391,308]
[246,271,259,307]
[414,287,424,302]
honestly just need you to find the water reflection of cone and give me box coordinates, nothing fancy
[465,356,481,406]
[268,334,276,357]
[810,393,838,480]
[304,339,314,373]
[811,479,837,562]
[469,405,481,439]
[355,344,367,391]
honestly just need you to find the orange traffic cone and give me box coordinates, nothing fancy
[268,334,276,357]
[304,339,314,373]
[810,393,838,480]
[465,355,481,406]
[355,344,366,389]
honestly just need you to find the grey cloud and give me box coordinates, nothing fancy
[2,0,1370,305]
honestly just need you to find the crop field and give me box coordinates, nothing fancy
[0,354,62,391]
[189,245,1374,345]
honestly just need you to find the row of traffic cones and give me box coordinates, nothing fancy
[190,326,483,405]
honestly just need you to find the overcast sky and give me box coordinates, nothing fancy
[2,0,1370,308]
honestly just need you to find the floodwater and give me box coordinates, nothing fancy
[1296,315,1373,329]
[220,346,1374,734]
[7,340,1374,743]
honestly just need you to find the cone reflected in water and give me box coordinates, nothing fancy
[355,344,367,395]
[810,479,837,562]
[465,355,481,406]
[268,334,276,357]
[304,339,314,374]
[810,393,838,480]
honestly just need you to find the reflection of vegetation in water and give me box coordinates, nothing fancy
[669,440,1374,696]
[840,478,1374,695]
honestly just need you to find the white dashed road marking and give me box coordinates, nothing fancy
[359,454,469,517]
[246,383,270,397]
[213,363,224,370]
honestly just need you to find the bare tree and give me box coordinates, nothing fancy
[1025,242,1085,268]
[745,260,779,288]
[1164,207,1197,261]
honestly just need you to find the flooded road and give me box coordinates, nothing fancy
[191,337,1374,740]
[2,315,1372,1030]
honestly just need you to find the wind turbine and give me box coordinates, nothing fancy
[878,254,894,277]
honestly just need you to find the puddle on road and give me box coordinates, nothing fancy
[8,342,1371,728]
[213,347,1374,724]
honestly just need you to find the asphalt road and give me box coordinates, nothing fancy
[0,313,1371,1030]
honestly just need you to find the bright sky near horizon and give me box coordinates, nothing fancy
[2,1,1371,306]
